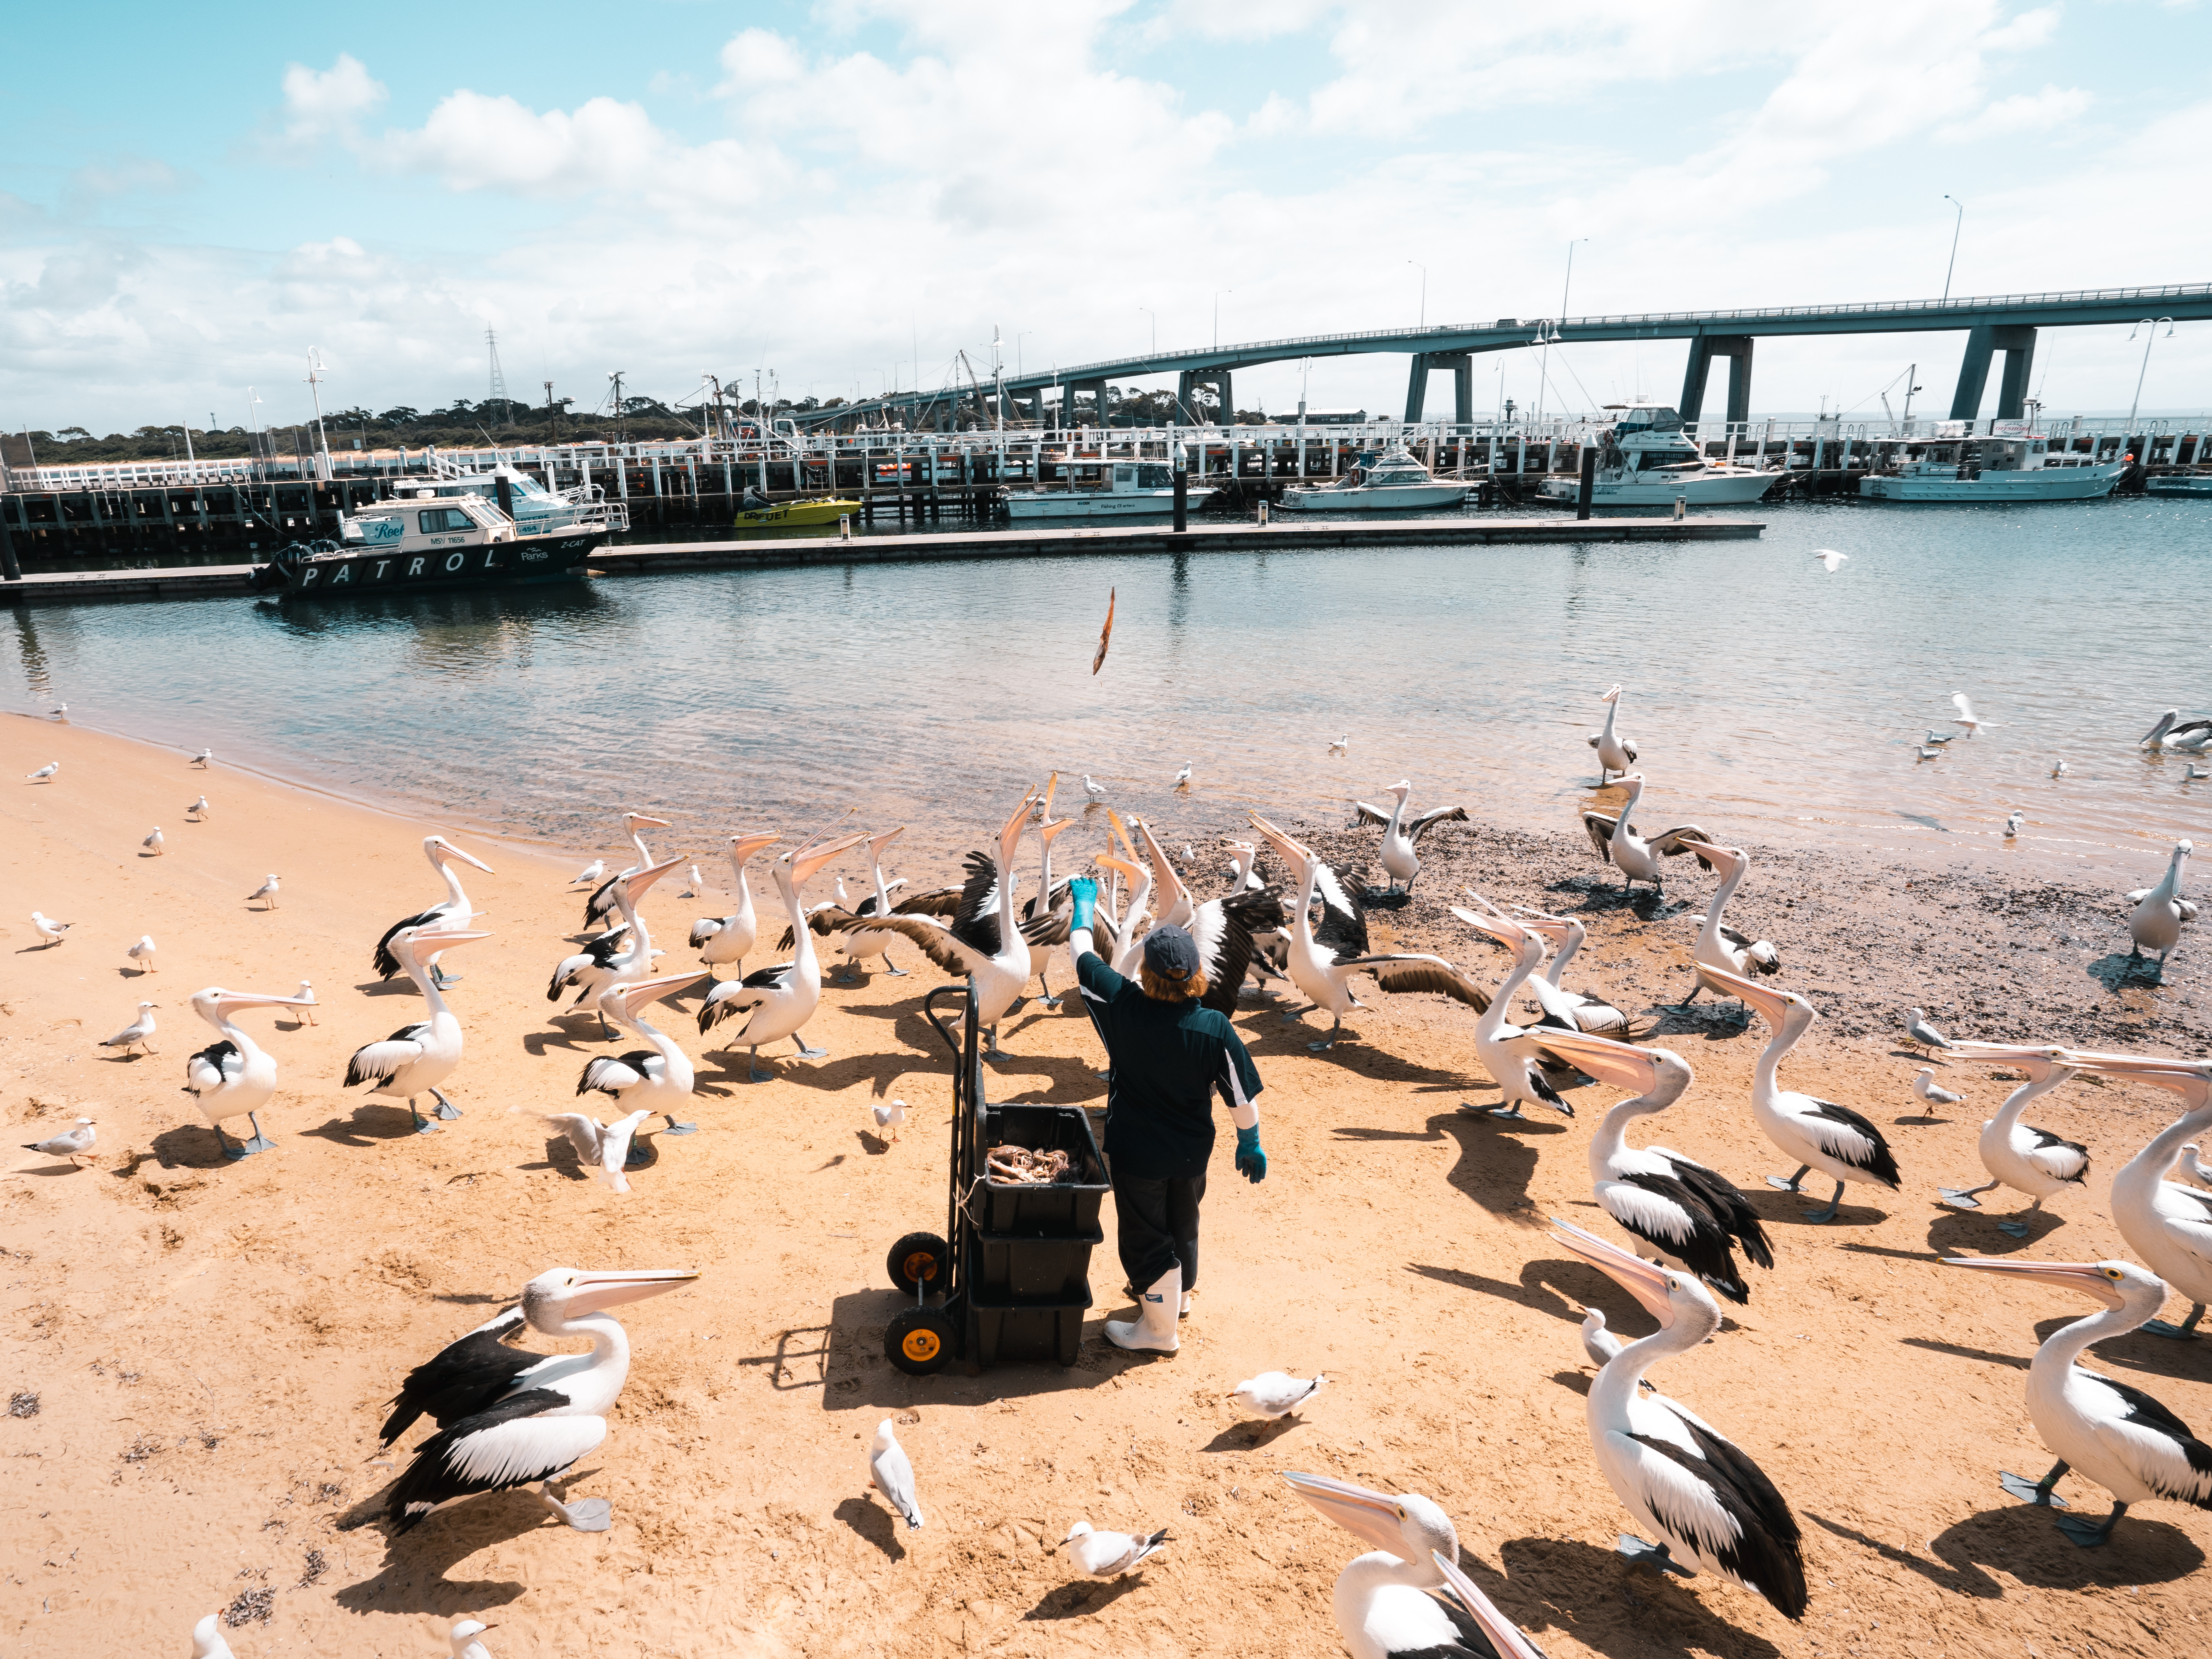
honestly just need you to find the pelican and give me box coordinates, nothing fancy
[2126,840,2195,966]
[1020,800,1076,1004]
[29,911,70,946]
[381,1265,699,1533]
[142,827,163,856]
[1450,898,1574,1119]
[1707,964,1900,1223]
[698,832,871,1079]
[1248,815,1490,1053]
[191,749,212,768]
[549,856,685,1036]
[1283,1472,1497,1659]
[1588,684,1638,783]
[127,934,157,973]
[2141,710,2212,751]
[190,1613,233,1659]
[687,832,779,974]
[1538,1025,1773,1302]
[1350,781,1467,895]
[1675,840,1779,1000]
[372,836,496,990]
[1550,1217,1808,1618]
[23,1117,97,1165]
[343,927,494,1132]
[576,970,704,1141]
[188,794,210,820]
[1937,1044,2091,1236]
[1128,817,1283,1015]
[26,761,57,782]
[100,1001,159,1055]
[540,1107,654,1192]
[1581,775,1709,895]
[583,812,672,927]
[246,873,280,910]
[1509,906,1651,1037]
[2060,1055,2212,1338]
[1057,1520,1170,1579]
[1946,1255,2212,1547]
[182,985,316,1157]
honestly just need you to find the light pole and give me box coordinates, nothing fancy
[1213,289,1232,350]
[1016,331,1032,378]
[1942,196,1965,302]
[1560,238,1588,324]
[1409,261,1426,329]
[1138,307,1155,354]
[2126,317,2175,432]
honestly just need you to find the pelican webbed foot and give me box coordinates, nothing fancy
[1999,1462,2070,1506]
[1766,1165,1810,1193]
[661,1114,698,1136]
[835,969,859,985]
[1802,1180,1848,1223]
[746,1048,773,1084]
[883,957,908,977]
[1996,1219,2032,1238]
[2143,1304,2205,1340]
[792,1038,827,1060]
[410,1102,438,1135]
[1616,1535,1696,1578]
[1477,1104,1526,1120]
[2054,1504,2126,1548]
[538,1483,613,1533]
[431,1088,462,1121]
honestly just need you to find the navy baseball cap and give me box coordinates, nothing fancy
[1143,924,1200,978]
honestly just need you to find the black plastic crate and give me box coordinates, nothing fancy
[971,1225,1103,1303]
[978,1104,1109,1234]
[966,1287,1091,1368]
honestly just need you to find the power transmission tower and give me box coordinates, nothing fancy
[486,329,509,427]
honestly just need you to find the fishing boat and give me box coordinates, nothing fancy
[1002,458,1213,520]
[1278,442,1468,511]
[402,462,616,537]
[2146,472,2212,498]
[1857,428,2125,502]
[734,494,863,528]
[1533,402,1776,508]
[248,487,616,596]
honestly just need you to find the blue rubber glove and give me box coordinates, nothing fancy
[1234,1125,1267,1183]
[1068,876,1098,934]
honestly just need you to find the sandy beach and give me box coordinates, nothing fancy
[5,713,2210,1659]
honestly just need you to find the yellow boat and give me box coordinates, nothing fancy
[733,496,863,529]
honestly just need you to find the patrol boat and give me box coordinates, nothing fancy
[250,481,622,596]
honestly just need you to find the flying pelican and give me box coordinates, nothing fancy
[583,812,672,927]
[343,927,494,1132]
[1588,684,1638,784]
[246,873,280,910]
[100,1001,158,1056]
[142,827,163,856]
[549,856,685,1036]
[1945,1254,2212,1547]
[1913,1068,1963,1110]
[29,911,70,946]
[1229,1372,1323,1419]
[2141,710,2212,751]
[22,1117,97,1165]
[190,1613,233,1659]
[1906,1008,1952,1055]
[2125,840,2195,967]
[698,832,872,1079]
[1506,907,1651,1038]
[1706,963,1901,1223]
[381,1265,700,1533]
[182,985,316,1157]
[1247,815,1489,1053]
[187,795,210,820]
[2059,1054,2212,1338]
[1581,775,1710,896]
[1935,1044,2092,1235]
[869,1419,924,1529]
[1952,692,1995,737]
[372,836,496,990]
[1538,1026,1773,1302]
[26,762,57,783]
[1351,781,1467,895]
[540,1107,655,1192]
[1677,841,1780,1000]
[1449,899,1575,1119]
[1550,1217,1808,1618]
[1057,1520,1170,1579]
[127,934,157,973]
[575,970,705,1141]
[1811,549,1848,572]
[689,831,780,975]
[191,749,212,768]
[1282,1472,1497,1659]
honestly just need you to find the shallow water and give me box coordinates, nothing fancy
[7,495,2209,882]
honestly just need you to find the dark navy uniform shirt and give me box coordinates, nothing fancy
[1078,950,1263,1181]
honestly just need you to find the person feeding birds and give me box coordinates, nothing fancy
[1065,877,1266,1356]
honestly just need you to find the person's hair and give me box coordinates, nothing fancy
[1140,964,1208,1002]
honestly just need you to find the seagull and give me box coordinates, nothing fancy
[1917,746,1942,761]
[869,1418,924,1529]
[29,912,71,947]
[2188,765,2211,783]
[1924,730,1954,745]
[871,1098,908,1143]
[679,862,706,898]
[1952,692,1995,737]
[102,1001,160,1055]
[142,827,164,856]
[1082,775,1108,801]
[26,762,57,783]
[21,1117,96,1165]
[191,749,212,768]
[294,980,318,1024]
[126,935,157,974]
[190,1612,234,1659]
[1812,548,1848,572]
[571,856,608,888]
[50,703,68,721]
[187,795,211,820]
[1057,1520,1170,1579]
[540,1108,655,1193]
[1327,734,1348,755]
[2052,760,2068,778]
[246,874,280,910]
[447,1619,496,1659]
[2005,811,2024,839]
[1915,1068,1963,1108]
[1907,1007,1952,1055]
[1229,1372,1324,1419]
[1173,761,1192,791]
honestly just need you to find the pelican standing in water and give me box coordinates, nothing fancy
[343,927,494,1132]
[380,1265,700,1533]
[1283,1472,1503,1659]
[1350,781,1467,895]
[2126,840,2195,968]
[1581,775,1709,897]
[181,985,318,1157]
[1550,1217,1808,1619]
[1588,684,1639,784]
[1936,1044,2091,1236]
[373,836,496,989]
[1946,1254,2212,1547]
[698,832,871,1079]
[689,831,780,975]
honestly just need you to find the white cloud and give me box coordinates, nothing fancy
[280,53,387,141]
[1937,84,2093,142]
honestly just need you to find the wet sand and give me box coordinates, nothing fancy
[4,715,2209,1658]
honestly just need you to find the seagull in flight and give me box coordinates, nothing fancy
[1952,692,1995,737]
[1811,548,1848,572]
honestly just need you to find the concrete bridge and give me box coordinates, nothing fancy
[821,282,2212,430]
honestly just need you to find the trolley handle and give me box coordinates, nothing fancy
[922,982,969,1062]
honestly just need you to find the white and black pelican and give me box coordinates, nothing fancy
[1450,898,1574,1119]
[2126,840,2195,966]
[29,911,70,946]
[548,856,685,1036]
[1431,1552,1547,1659]
[1020,802,1077,1005]
[1248,814,1489,1053]
[100,1001,159,1056]
[689,831,779,975]
[1674,842,1780,1000]
[343,927,494,1132]
[246,873,281,910]
[576,970,704,1141]
[182,985,316,1157]
[1350,781,1467,895]
[1937,1044,2091,1236]
[1581,775,1708,896]
[698,832,871,1079]
[1588,684,1638,784]
[1550,1216,1808,1619]
[1706,964,1900,1223]
[380,1265,699,1534]
[372,836,496,989]
[583,812,672,927]
[1945,1254,2212,1547]
[776,830,916,982]
[2141,710,2212,751]
[1284,1472,1521,1659]
[1508,906,1651,1037]
[1093,851,1154,978]
[1537,1026,1774,1302]
[2060,1054,2212,1338]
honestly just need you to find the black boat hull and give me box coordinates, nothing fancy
[251,531,604,596]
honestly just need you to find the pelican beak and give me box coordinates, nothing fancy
[422,929,493,949]
[1702,962,1791,1025]
[442,842,496,874]
[869,826,906,858]
[997,795,1034,870]
[212,989,319,1014]
[2054,1048,2212,1078]
[1095,853,1142,882]
[1448,905,1523,949]
[1281,1471,1418,1558]
[1037,816,1073,846]
[1550,1215,1677,1325]
[1520,1027,1660,1093]
[562,1267,702,1317]
[613,970,710,1016]
[1136,820,1190,898]
[625,814,674,830]
[729,831,781,863]
[622,854,687,903]
[1942,1256,2127,1308]
[1431,1554,1547,1659]
[1039,772,1060,817]
[1599,684,1621,701]
[790,832,869,888]
[1247,812,1311,870]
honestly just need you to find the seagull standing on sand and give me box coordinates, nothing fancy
[247,873,281,910]
[126,935,157,973]
[1057,1520,1170,1578]
[1229,1372,1324,1418]
[572,856,607,888]
[1952,693,1995,737]
[1812,549,1848,572]
[30,912,71,947]
[102,1001,159,1055]
[1915,1068,1963,1109]
[680,862,706,898]
[143,827,164,856]
[1082,775,1108,801]
[1907,1007,1952,1055]
[26,762,57,782]
[190,1612,234,1659]
[869,1419,924,1529]
[871,1098,908,1143]
[191,749,212,768]
[187,795,211,820]
[22,1117,97,1165]
[295,980,318,1024]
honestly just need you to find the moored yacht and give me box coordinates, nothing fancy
[1278,441,1468,511]
[1003,457,1214,519]
[1857,428,2125,501]
[1535,402,1775,508]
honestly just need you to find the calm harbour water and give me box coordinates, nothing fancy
[7,496,2209,883]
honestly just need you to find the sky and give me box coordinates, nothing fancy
[3,0,2209,435]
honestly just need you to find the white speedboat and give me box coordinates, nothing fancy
[406,462,625,536]
[1003,458,1212,520]
[1858,432,2124,501]
[1534,403,1775,508]
[1278,443,1467,511]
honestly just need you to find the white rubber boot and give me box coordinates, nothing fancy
[1105,1269,1181,1353]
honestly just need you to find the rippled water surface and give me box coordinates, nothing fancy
[7,496,2209,881]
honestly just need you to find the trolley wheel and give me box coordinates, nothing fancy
[885,1307,956,1375]
[886,1230,950,1296]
